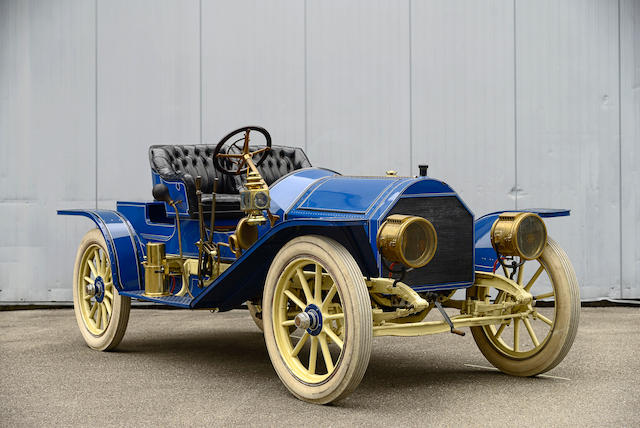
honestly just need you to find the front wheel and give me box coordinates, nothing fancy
[470,237,580,376]
[263,235,373,404]
[72,229,131,351]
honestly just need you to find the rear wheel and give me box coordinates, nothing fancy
[263,235,372,404]
[247,300,264,331]
[470,238,579,376]
[72,229,131,351]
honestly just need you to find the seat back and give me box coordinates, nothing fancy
[149,145,231,194]
[149,144,311,216]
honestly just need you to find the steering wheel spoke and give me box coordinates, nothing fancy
[213,126,272,176]
[249,146,271,157]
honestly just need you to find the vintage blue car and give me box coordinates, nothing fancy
[59,126,579,404]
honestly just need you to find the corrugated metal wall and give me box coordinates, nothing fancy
[1,0,638,303]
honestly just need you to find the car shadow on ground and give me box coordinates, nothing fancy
[101,326,554,403]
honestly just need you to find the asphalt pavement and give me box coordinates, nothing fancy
[1,307,638,427]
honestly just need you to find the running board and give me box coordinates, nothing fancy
[119,290,192,308]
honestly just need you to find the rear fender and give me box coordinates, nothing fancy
[474,208,570,272]
[58,209,144,291]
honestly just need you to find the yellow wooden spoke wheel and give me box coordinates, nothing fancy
[263,236,372,404]
[73,229,131,351]
[470,238,580,376]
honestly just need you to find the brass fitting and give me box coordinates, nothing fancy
[144,242,169,297]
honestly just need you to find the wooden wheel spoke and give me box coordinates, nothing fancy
[525,264,545,292]
[104,298,112,316]
[513,318,520,352]
[536,312,554,326]
[319,333,334,372]
[84,276,94,285]
[284,290,306,310]
[101,304,108,329]
[324,313,344,322]
[296,267,313,303]
[291,332,309,357]
[323,325,343,349]
[93,253,101,276]
[534,291,555,300]
[523,317,540,347]
[87,258,98,277]
[321,284,338,310]
[308,337,318,374]
[314,264,323,302]
[89,302,98,318]
[95,303,102,326]
[494,322,507,339]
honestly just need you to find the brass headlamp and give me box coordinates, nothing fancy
[377,215,438,269]
[490,212,547,260]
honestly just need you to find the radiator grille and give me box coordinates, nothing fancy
[381,196,474,289]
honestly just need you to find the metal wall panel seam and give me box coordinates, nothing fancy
[304,0,308,152]
[513,0,518,210]
[406,0,416,173]
[95,0,98,209]
[617,0,623,299]
[199,0,203,145]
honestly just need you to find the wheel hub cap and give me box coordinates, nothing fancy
[299,304,323,336]
[93,277,105,303]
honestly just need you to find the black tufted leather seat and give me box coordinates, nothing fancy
[149,144,311,219]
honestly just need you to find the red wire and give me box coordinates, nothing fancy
[388,262,398,278]
[170,276,176,294]
[492,256,506,273]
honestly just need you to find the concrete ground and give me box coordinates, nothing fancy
[1,307,638,427]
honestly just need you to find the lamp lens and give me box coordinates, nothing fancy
[254,191,269,209]
[517,215,546,259]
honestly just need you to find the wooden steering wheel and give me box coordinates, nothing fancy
[213,126,272,175]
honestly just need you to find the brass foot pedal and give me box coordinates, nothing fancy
[433,299,465,336]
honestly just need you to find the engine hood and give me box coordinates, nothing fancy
[269,167,458,221]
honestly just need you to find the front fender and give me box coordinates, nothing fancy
[58,209,144,291]
[191,219,377,311]
[474,208,570,272]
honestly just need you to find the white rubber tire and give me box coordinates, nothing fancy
[263,235,373,404]
[72,229,131,351]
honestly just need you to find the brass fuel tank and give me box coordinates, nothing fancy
[144,242,169,297]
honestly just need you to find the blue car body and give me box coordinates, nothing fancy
[59,166,569,311]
